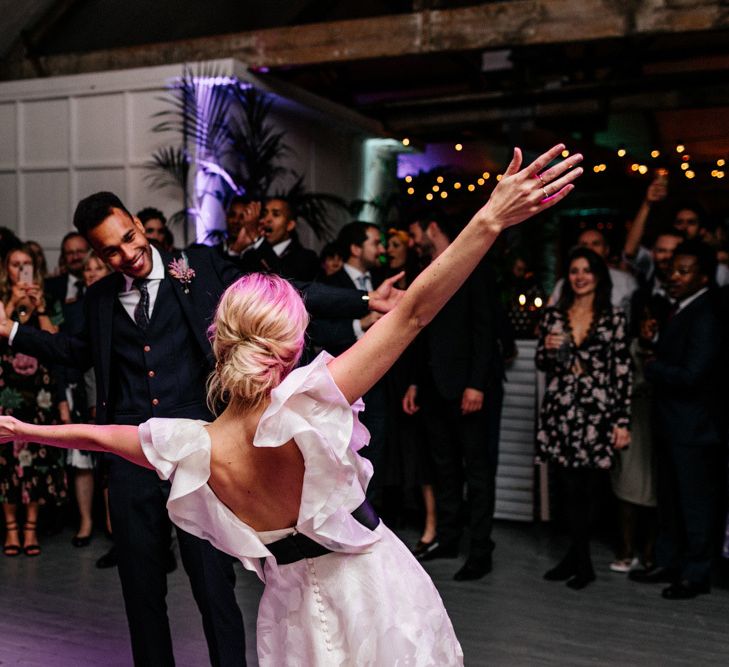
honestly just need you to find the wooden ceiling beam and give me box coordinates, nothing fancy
[2,0,729,81]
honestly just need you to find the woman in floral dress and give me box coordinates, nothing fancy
[0,244,67,556]
[536,246,632,589]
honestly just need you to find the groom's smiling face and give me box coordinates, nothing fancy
[89,208,154,279]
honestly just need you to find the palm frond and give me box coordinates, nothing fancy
[275,175,348,239]
[145,146,190,191]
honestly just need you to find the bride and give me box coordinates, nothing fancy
[0,145,581,665]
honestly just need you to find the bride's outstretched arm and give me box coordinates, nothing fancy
[329,144,582,403]
[0,417,152,469]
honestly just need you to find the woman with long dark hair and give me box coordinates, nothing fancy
[536,246,632,589]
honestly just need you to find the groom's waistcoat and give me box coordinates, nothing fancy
[109,277,211,425]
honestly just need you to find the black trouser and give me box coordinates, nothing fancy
[654,441,721,585]
[557,467,604,575]
[108,456,246,666]
[422,384,502,561]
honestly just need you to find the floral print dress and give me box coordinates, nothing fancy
[536,306,632,470]
[0,310,67,505]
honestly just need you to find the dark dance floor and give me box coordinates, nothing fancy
[1,522,727,665]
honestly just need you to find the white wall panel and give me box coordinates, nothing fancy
[495,340,537,522]
[128,90,171,163]
[0,173,18,230]
[21,98,69,167]
[74,94,126,165]
[0,103,17,168]
[76,168,126,202]
[22,170,71,245]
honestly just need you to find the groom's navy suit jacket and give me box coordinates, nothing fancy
[12,245,368,425]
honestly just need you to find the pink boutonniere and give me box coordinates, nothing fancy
[168,253,196,294]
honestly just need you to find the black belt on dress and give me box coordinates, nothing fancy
[266,499,380,565]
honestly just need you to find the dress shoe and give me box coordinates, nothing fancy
[71,534,92,548]
[628,565,677,584]
[544,555,577,582]
[419,541,459,562]
[412,539,439,559]
[96,546,118,569]
[661,580,710,600]
[453,557,492,581]
[566,572,596,590]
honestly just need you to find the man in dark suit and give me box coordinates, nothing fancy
[631,240,724,599]
[45,231,90,306]
[0,192,398,666]
[239,197,319,281]
[403,211,505,581]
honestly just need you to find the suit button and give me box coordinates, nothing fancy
[148,370,155,378]
[143,345,151,352]
[152,398,159,406]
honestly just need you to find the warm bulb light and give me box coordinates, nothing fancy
[651,150,660,158]
[402,138,410,146]
[518,294,527,306]
[454,182,462,189]
[426,193,434,200]
[455,143,463,151]
[593,165,600,173]
[534,297,543,308]
[405,175,413,183]
[676,144,685,153]
[630,163,639,172]
[440,191,448,199]
[436,176,444,183]
[483,172,490,179]
[685,170,695,179]
[561,150,570,158]
[638,165,648,174]
[618,148,627,157]
[681,163,689,171]
[477,178,485,185]
[467,184,476,192]
[717,171,725,179]
[496,174,503,181]
[407,187,415,195]
[717,159,726,167]
[432,185,440,192]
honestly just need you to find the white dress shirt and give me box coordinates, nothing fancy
[118,246,165,321]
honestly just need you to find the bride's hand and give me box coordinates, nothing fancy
[0,416,20,443]
[476,144,583,233]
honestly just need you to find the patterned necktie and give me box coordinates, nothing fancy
[132,278,150,330]
[357,273,371,291]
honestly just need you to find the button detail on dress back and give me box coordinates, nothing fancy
[151,398,159,406]
[148,370,155,378]
[143,345,151,352]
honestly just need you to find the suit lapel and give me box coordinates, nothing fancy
[161,250,211,359]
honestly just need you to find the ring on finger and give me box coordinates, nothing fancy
[542,186,549,199]
[536,173,546,185]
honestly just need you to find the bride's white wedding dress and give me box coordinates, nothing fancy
[138,352,463,666]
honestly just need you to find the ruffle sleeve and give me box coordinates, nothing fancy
[254,351,380,554]
[138,418,270,580]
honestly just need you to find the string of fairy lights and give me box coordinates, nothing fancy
[399,139,727,204]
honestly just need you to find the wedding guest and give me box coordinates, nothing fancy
[0,244,67,557]
[631,240,724,599]
[25,241,49,279]
[138,207,173,252]
[383,227,436,552]
[317,241,344,279]
[537,247,632,589]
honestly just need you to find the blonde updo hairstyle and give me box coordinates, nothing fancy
[207,273,309,414]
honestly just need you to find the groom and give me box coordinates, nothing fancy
[0,192,398,666]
